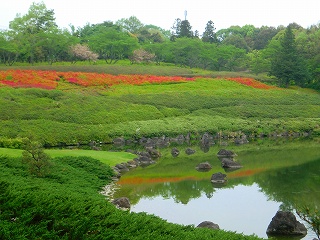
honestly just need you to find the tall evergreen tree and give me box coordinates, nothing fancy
[270,25,309,87]
[179,20,193,38]
[202,20,217,43]
[171,18,193,40]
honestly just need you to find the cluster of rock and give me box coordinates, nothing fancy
[217,149,242,170]
[207,149,242,186]
[171,147,197,158]
[112,148,161,178]
[113,131,250,150]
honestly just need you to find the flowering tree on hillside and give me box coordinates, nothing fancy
[129,49,155,64]
[69,44,98,63]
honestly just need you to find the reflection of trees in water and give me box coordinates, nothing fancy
[255,158,320,209]
[297,207,320,240]
[115,175,254,205]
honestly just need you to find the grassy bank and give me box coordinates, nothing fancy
[0,148,135,166]
[0,155,262,239]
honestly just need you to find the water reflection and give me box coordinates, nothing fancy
[131,184,281,239]
[112,138,320,239]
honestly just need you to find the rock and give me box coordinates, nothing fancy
[266,211,307,237]
[201,132,213,145]
[112,167,121,178]
[112,197,131,209]
[185,148,196,155]
[147,148,161,159]
[170,135,185,144]
[234,137,249,145]
[113,137,126,146]
[221,159,242,169]
[114,163,129,173]
[217,149,237,157]
[197,221,220,230]
[135,153,155,166]
[126,160,138,169]
[196,162,212,171]
[211,172,227,184]
[171,148,180,157]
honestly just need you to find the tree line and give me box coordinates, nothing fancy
[0,2,319,89]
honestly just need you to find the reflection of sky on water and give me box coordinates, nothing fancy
[131,183,282,239]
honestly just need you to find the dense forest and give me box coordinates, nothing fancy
[0,2,319,89]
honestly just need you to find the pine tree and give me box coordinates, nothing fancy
[171,18,194,40]
[202,20,217,43]
[179,20,193,38]
[270,25,309,87]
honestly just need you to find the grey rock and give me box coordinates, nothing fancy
[266,211,307,237]
[185,148,196,155]
[147,148,161,159]
[114,163,129,173]
[196,162,212,171]
[211,172,227,184]
[171,148,180,157]
[221,159,242,169]
[197,221,220,230]
[113,137,125,146]
[112,197,131,209]
[217,149,237,157]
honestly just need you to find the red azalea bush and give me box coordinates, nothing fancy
[0,70,195,89]
[0,70,276,90]
[223,77,278,90]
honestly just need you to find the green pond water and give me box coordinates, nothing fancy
[111,138,320,239]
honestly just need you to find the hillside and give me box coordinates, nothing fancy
[0,68,319,148]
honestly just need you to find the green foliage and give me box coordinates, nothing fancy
[22,137,52,177]
[0,137,26,149]
[202,20,217,44]
[270,26,310,87]
[87,26,139,64]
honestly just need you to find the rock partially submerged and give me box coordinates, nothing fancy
[266,211,307,237]
[112,197,131,209]
[114,163,129,173]
[211,172,227,184]
[196,162,212,171]
[185,148,196,155]
[217,149,237,157]
[197,221,220,230]
[221,158,242,169]
[171,147,180,157]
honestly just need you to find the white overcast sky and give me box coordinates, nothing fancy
[1,0,320,32]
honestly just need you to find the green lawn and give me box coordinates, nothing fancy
[0,147,135,166]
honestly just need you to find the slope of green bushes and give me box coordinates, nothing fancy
[0,77,319,146]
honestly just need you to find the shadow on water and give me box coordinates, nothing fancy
[110,138,320,239]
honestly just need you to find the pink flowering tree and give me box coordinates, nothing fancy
[69,44,98,63]
[129,48,155,64]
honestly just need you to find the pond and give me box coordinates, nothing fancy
[110,138,320,239]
